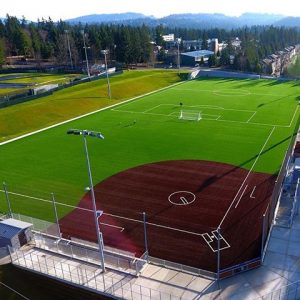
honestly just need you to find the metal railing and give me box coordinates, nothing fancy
[9,246,188,300]
[33,233,146,276]
[148,256,217,280]
[255,280,300,300]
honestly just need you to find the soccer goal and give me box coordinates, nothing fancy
[179,110,202,121]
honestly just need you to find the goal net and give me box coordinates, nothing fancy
[179,110,202,121]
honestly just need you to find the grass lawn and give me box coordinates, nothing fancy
[0,73,79,97]
[0,77,299,221]
[3,73,79,85]
[0,70,185,141]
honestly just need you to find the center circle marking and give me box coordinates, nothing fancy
[168,191,196,206]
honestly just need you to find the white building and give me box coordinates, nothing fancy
[162,34,175,42]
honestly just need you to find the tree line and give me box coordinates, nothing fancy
[0,15,299,73]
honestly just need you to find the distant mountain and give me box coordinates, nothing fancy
[239,13,284,26]
[274,16,300,27]
[67,12,151,24]
[64,12,300,29]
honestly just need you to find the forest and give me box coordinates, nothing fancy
[0,15,299,73]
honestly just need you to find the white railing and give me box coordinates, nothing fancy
[148,256,217,280]
[256,280,300,300]
[33,233,146,276]
[9,247,187,300]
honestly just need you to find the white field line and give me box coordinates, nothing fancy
[202,230,231,253]
[250,186,257,198]
[218,126,276,228]
[174,87,287,98]
[212,230,231,250]
[113,107,290,128]
[154,103,256,113]
[0,189,207,237]
[288,105,299,128]
[99,222,124,232]
[247,111,257,123]
[234,184,248,208]
[202,233,213,243]
[142,104,162,113]
[0,80,186,146]
[216,118,288,128]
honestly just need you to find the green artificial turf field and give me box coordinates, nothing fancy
[0,77,299,221]
[0,70,185,141]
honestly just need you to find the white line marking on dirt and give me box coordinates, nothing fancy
[250,186,257,198]
[234,184,248,208]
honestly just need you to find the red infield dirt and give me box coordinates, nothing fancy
[59,160,276,272]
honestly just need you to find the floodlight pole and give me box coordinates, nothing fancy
[81,30,90,77]
[143,212,149,261]
[67,129,106,272]
[101,50,112,100]
[3,182,12,218]
[177,38,181,70]
[82,133,106,272]
[65,30,73,69]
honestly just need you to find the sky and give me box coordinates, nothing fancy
[1,0,300,21]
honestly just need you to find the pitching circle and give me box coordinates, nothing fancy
[168,191,196,206]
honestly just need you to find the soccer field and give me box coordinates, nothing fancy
[0,77,299,220]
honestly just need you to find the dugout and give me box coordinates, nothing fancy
[0,219,33,251]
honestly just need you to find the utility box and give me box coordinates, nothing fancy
[0,218,33,251]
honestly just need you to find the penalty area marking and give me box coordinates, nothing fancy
[168,191,196,206]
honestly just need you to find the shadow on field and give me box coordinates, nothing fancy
[195,133,294,193]
[257,94,297,107]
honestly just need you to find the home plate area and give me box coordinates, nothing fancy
[202,231,231,252]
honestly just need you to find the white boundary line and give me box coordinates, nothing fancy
[0,80,186,146]
[247,111,257,123]
[173,87,288,98]
[218,126,276,228]
[250,186,257,199]
[234,184,248,208]
[0,189,208,237]
[99,222,124,232]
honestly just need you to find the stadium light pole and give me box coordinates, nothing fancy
[81,30,90,77]
[176,38,181,69]
[64,30,73,69]
[101,50,112,100]
[66,129,106,272]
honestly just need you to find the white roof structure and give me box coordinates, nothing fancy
[1,218,32,229]
[0,219,32,240]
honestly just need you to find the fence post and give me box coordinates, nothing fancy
[143,212,149,262]
[3,182,12,218]
[217,226,221,280]
[60,262,65,280]
[261,214,266,259]
[102,272,106,291]
[51,193,62,238]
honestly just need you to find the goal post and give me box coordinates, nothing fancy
[179,110,202,121]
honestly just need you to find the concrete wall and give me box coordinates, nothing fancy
[198,69,260,79]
